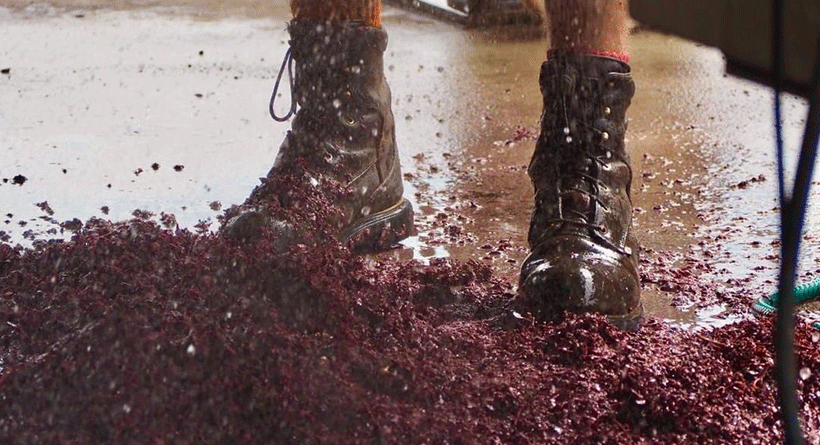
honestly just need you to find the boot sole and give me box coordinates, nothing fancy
[341,198,415,253]
[606,302,645,332]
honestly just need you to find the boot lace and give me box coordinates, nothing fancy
[551,147,609,232]
[548,140,630,255]
[269,48,297,122]
[544,85,631,258]
[266,47,366,171]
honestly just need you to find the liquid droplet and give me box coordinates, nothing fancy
[800,367,811,380]
[563,127,570,135]
[566,136,573,143]
[604,107,611,115]
[187,344,196,356]
[361,206,371,216]
[332,99,341,108]
[602,132,609,141]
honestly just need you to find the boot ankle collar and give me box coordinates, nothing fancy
[287,19,388,55]
[547,49,630,65]
[544,52,631,76]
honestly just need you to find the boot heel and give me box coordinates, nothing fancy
[342,199,415,253]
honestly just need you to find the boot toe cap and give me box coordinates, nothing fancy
[221,208,301,251]
[518,236,640,318]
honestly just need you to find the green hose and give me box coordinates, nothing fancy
[752,278,820,314]
[752,278,820,331]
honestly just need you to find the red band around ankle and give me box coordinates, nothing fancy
[547,49,630,65]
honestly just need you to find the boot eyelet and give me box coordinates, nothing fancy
[342,114,357,126]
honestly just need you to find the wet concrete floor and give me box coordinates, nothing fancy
[2,0,819,327]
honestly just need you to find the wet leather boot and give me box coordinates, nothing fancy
[223,20,414,252]
[517,54,643,330]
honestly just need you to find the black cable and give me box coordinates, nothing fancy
[774,13,820,445]
[770,0,802,442]
[773,0,785,206]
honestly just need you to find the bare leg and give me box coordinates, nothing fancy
[545,0,627,55]
[290,0,382,27]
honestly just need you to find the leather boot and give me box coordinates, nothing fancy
[517,54,643,330]
[222,20,414,252]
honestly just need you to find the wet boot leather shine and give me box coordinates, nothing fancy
[223,20,414,252]
[518,54,644,330]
